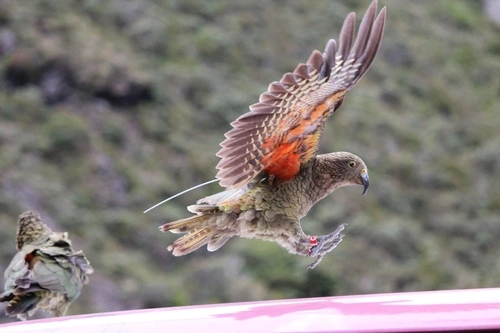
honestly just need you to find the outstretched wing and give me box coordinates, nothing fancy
[216,0,386,189]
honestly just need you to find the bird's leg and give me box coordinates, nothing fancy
[305,223,347,270]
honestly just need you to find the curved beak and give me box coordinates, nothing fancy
[360,170,370,196]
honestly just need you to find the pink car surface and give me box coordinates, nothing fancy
[2,288,500,332]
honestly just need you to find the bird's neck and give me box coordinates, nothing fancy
[304,154,351,203]
[272,156,342,218]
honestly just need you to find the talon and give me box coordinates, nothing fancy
[307,255,324,270]
[305,225,348,268]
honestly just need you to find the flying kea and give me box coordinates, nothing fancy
[159,0,386,269]
[0,210,93,320]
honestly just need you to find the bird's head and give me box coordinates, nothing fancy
[16,210,53,250]
[317,152,370,195]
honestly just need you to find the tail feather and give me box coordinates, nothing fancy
[207,233,232,252]
[167,227,216,256]
[160,203,236,255]
[4,294,42,318]
[160,214,217,256]
[159,214,208,234]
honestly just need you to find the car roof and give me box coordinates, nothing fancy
[2,287,500,332]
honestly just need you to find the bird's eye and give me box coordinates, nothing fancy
[348,161,356,168]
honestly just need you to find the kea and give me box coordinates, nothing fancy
[0,210,93,320]
[157,0,386,269]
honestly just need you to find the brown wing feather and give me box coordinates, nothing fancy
[216,0,386,189]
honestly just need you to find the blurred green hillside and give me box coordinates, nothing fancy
[0,0,499,323]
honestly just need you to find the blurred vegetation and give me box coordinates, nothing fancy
[0,0,499,323]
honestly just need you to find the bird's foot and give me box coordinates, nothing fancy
[306,223,347,270]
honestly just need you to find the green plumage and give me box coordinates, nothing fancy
[0,210,93,320]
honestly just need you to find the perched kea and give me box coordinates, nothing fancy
[158,0,386,269]
[0,210,93,320]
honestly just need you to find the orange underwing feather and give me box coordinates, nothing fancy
[216,0,386,189]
